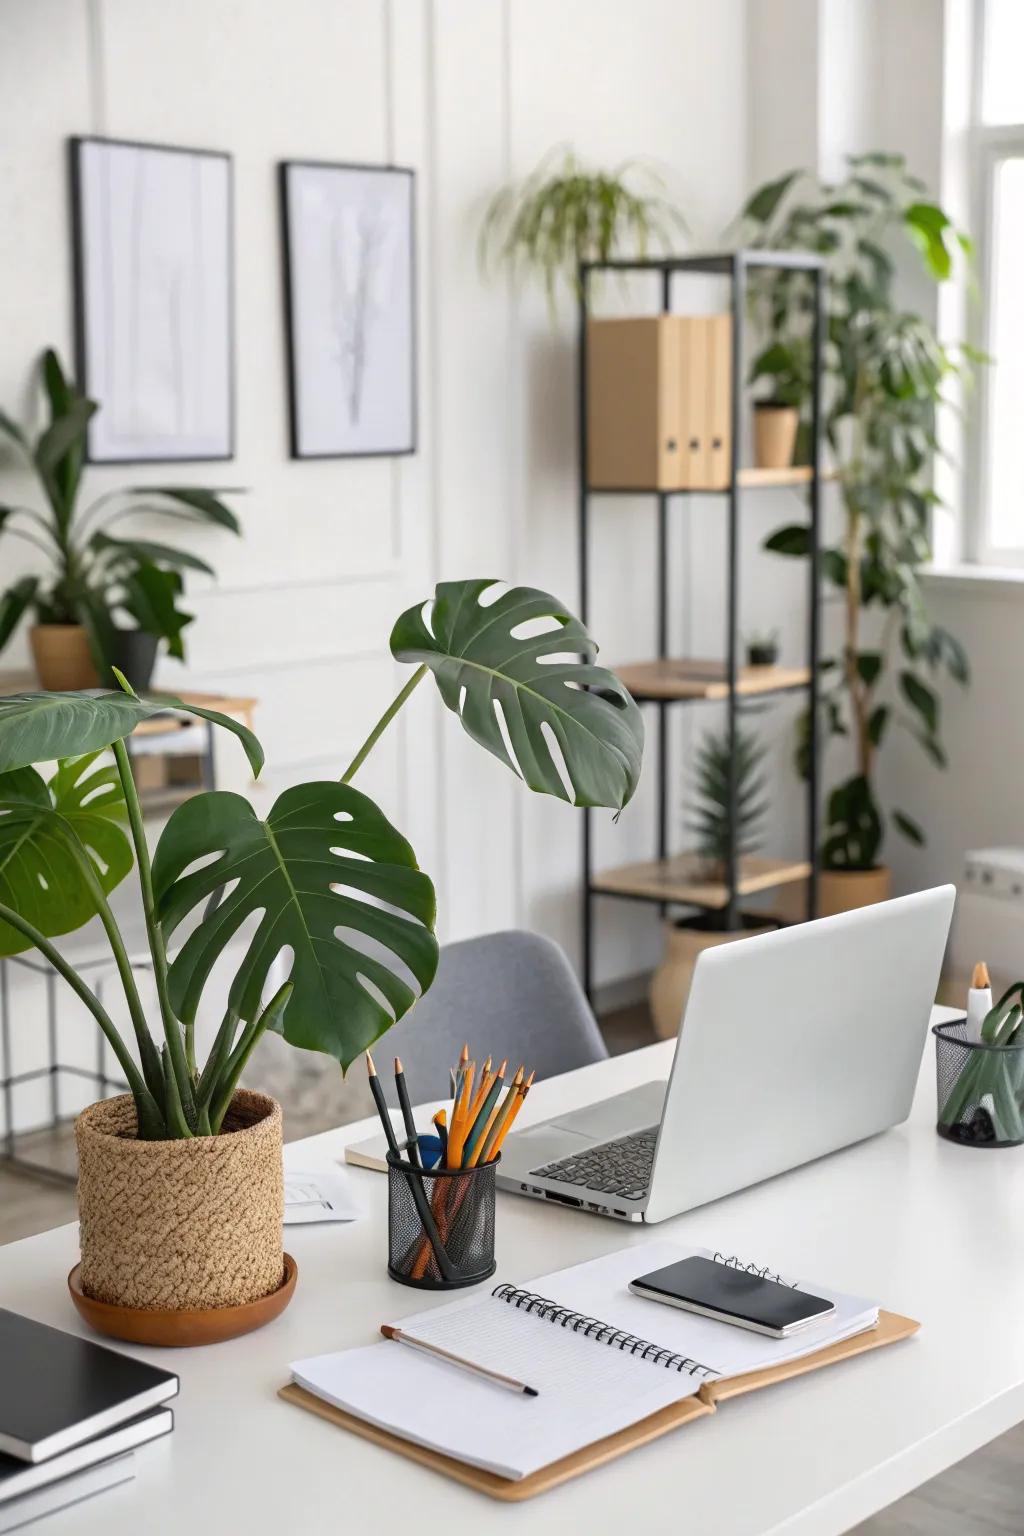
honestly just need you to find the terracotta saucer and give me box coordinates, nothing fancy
[67,1253,298,1347]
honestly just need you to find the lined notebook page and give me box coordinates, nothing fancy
[291,1293,702,1481]
[531,1241,879,1380]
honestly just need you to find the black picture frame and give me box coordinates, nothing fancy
[279,160,417,460]
[69,134,235,465]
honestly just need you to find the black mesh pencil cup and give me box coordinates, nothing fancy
[386,1150,498,1289]
[934,1018,1024,1147]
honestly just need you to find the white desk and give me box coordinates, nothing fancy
[2,1004,1021,1536]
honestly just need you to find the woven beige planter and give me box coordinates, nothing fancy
[75,1089,284,1313]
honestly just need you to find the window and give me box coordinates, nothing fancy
[971,0,1024,562]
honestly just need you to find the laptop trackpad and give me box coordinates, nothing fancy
[549,1080,667,1142]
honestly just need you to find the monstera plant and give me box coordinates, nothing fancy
[0,581,643,1142]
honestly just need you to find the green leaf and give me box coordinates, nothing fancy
[120,562,193,659]
[868,704,889,746]
[822,549,848,586]
[0,576,39,652]
[391,580,644,811]
[140,487,242,534]
[34,397,96,525]
[904,202,953,280]
[763,524,812,557]
[742,170,801,225]
[0,754,133,956]
[89,531,215,576]
[856,652,882,686]
[0,689,264,778]
[152,782,439,1071]
[892,808,925,846]
[900,671,939,734]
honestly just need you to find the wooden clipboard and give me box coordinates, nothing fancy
[279,1309,919,1502]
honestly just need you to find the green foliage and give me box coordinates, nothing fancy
[152,784,439,1072]
[390,580,644,812]
[741,152,978,870]
[0,349,240,674]
[0,582,643,1138]
[0,753,131,956]
[686,724,767,875]
[0,688,263,777]
[479,147,686,302]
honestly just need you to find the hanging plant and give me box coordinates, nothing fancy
[479,146,687,304]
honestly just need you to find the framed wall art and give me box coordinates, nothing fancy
[70,136,234,463]
[279,161,416,459]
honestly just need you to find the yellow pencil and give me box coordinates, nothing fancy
[468,1056,493,1121]
[465,1059,508,1168]
[479,1067,524,1163]
[489,1070,533,1159]
[448,1059,476,1167]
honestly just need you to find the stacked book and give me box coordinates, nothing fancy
[0,1310,177,1532]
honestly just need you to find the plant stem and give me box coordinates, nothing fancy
[111,741,196,1117]
[209,983,292,1133]
[340,664,428,784]
[63,827,164,1102]
[0,901,164,1138]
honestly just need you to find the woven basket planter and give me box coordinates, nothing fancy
[75,1089,284,1313]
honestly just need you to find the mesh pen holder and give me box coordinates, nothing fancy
[386,1149,498,1290]
[934,1019,1024,1148]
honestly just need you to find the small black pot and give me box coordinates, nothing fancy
[107,628,159,691]
[746,641,779,667]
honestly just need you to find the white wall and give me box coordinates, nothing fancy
[0,0,750,1132]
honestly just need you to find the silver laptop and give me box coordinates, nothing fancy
[498,886,955,1223]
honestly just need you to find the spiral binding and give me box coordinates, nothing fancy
[491,1283,716,1379]
[711,1253,799,1288]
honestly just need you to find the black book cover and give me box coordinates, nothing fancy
[0,1310,178,1462]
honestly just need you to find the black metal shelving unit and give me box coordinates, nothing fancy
[578,249,824,1001]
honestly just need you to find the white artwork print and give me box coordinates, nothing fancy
[75,139,232,462]
[285,164,415,456]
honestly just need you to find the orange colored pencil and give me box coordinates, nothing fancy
[478,1067,524,1163]
[465,1059,508,1167]
[447,1059,476,1167]
[488,1070,533,1159]
[468,1056,493,1122]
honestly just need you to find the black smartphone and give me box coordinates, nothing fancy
[629,1256,836,1338]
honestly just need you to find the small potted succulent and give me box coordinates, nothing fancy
[745,629,780,668]
[0,349,240,691]
[649,723,770,1038]
[0,580,642,1343]
[748,339,809,470]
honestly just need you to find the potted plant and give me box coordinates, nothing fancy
[745,628,780,668]
[479,147,686,303]
[0,349,240,690]
[0,579,642,1342]
[649,723,771,1038]
[749,338,810,470]
[738,153,978,915]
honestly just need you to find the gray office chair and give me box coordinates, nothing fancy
[382,929,608,1102]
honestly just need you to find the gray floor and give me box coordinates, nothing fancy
[1,1001,1020,1531]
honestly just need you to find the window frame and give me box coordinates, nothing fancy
[966,0,1024,566]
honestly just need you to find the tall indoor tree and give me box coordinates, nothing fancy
[739,153,978,878]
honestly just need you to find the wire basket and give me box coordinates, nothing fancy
[934,1018,1024,1148]
[386,1151,498,1290]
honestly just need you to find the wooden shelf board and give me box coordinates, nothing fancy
[617,660,810,702]
[586,466,830,494]
[591,853,813,910]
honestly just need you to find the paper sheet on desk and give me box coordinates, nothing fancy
[284,1169,362,1224]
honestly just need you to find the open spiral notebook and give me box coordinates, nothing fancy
[282,1242,918,1499]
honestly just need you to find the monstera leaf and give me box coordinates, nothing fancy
[0,689,263,776]
[390,580,644,810]
[152,782,438,1070]
[0,753,133,956]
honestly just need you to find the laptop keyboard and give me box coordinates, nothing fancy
[530,1126,658,1202]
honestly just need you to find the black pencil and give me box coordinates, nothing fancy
[394,1056,422,1168]
[365,1052,400,1157]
